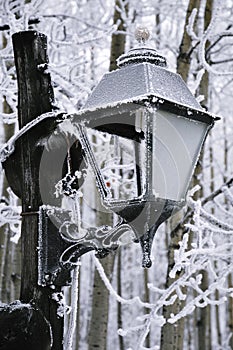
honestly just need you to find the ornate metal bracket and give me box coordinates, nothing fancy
[38,206,133,286]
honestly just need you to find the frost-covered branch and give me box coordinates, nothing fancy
[94,256,153,309]
[63,265,80,350]
[198,0,233,75]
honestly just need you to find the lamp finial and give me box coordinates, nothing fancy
[135,26,150,45]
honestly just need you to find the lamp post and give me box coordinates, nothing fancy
[37,28,219,282]
[1,30,218,289]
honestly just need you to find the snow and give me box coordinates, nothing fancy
[52,291,71,318]
[63,266,80,350]
[0,300,31,312]
[94,254,153,309]
[0,0,233,348]
[83,62,203,111]
[0,110,66,163]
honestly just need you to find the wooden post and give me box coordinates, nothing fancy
[12,31,63,350]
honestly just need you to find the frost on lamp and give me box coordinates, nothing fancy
[1,29,218,287]
[45,28,218,271]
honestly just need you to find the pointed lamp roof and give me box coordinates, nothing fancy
[84,29,201,111]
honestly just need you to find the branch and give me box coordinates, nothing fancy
[198,1,233,76]
[0,18,40,31]
[201,177,233,206]
[0,13,110,32]
[209,58,233,65]
[171,176,233,235]
[205,24,233,57]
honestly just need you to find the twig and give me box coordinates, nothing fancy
[171,177,233,234]
[0,18,40,31]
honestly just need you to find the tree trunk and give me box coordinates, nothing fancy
[0,33,20,304]
[160,0,198,348]
[109,0,128,72]
[117,250,124,350]
[196,2,212,348]
[160,0,213,348]
[12,31,63,350]
[88,253,115,350]
[88,2,128,348]
[87,188,114,349]
[155,0,161,49]
[228,274,233,349]
[160,220,187,350]
[177,0,201,80]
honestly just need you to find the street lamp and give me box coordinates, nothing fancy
[57,29,218,270]
[1,29,219,286]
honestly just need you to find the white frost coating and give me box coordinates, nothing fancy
[0,110,67,163]
[0,189,21,243]
[10,229,21,244]
[145,64,154,95]
[0,5,230,348]
[1,300,31,311]
[1,0,45,34]
[198,0,233,76]
[186,8,199,42]
[190,68,205,96]
[94,255,153,309]
[83,60,206,111]
[135,318,154,350]
[188,196,233,232]
[168,265,233,324]
[63,265,80,350]
[169,233,189,279]
[52,292,71,318]
[57,118,76,136]
[135,108,144,133]
[0,203,21,226]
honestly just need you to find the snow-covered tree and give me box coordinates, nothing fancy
[1,0,233,349]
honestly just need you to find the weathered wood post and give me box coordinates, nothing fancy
[10,31,63,349]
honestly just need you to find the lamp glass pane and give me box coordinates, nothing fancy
[151,109,209,201]
[84,123,146,203]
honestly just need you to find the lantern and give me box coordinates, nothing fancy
[66,33,217,268]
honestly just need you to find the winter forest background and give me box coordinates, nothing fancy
[0,0,233,349]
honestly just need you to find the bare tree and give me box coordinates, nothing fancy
[87,1,128,349]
